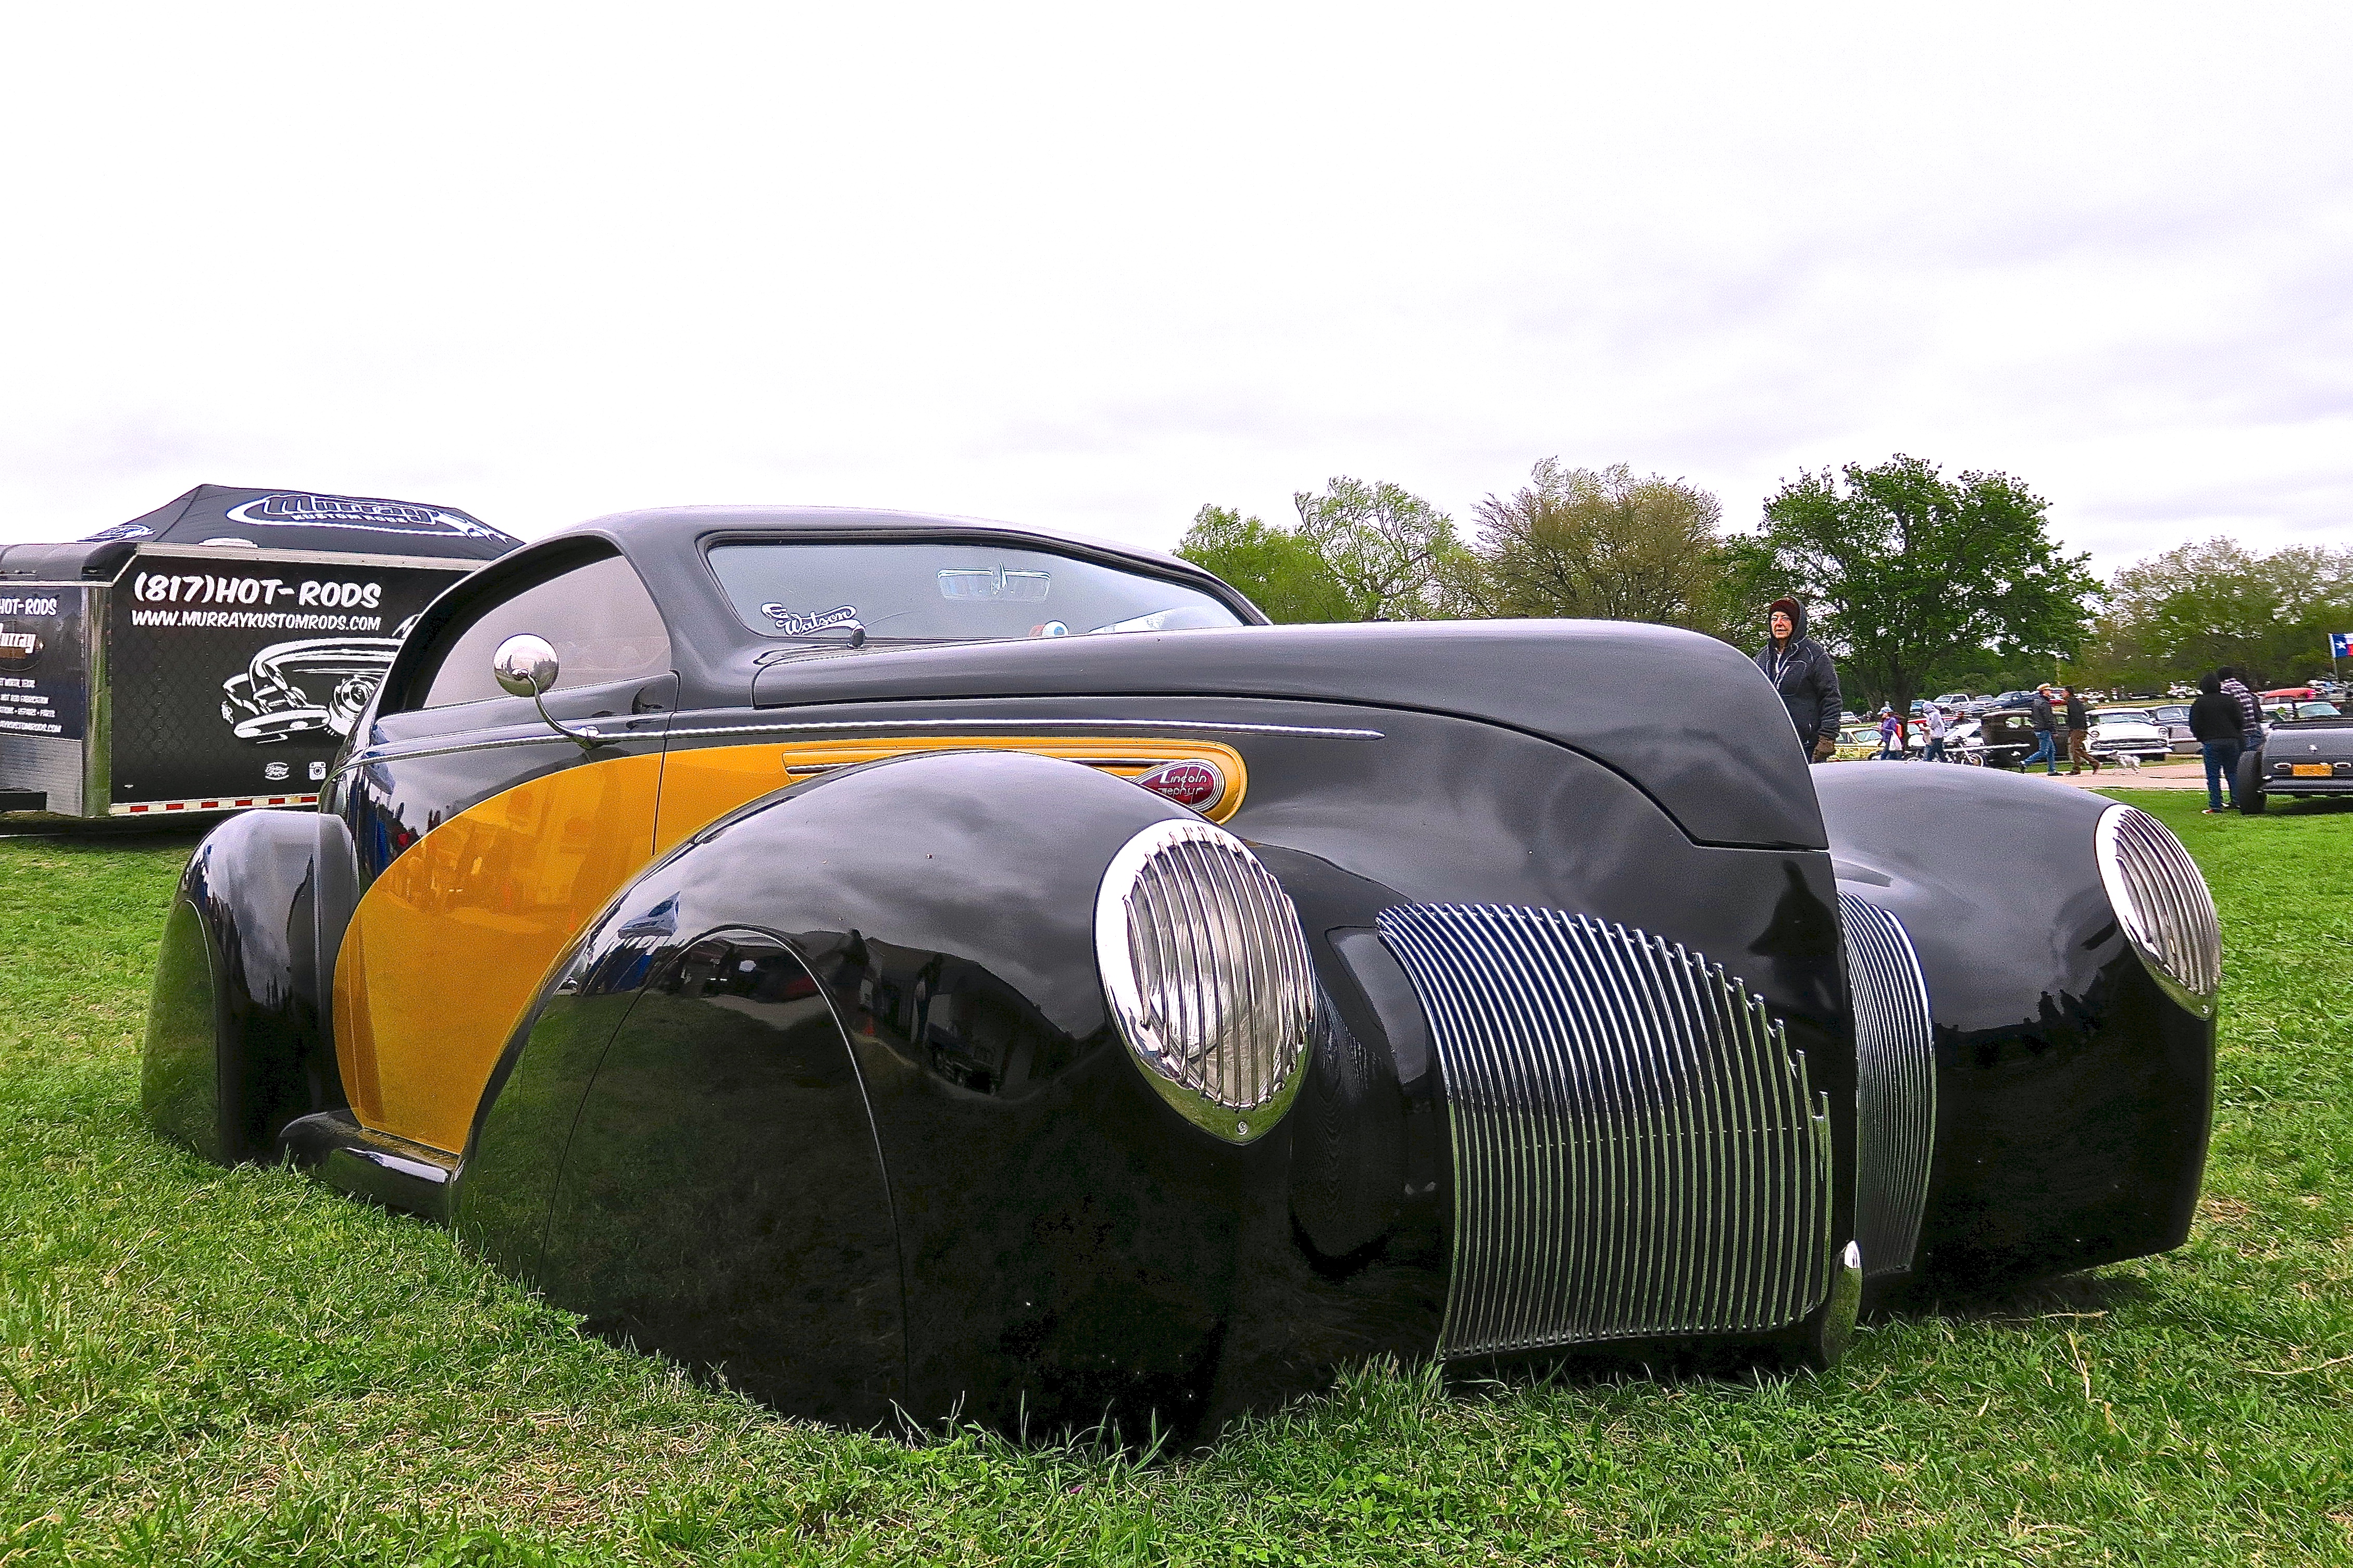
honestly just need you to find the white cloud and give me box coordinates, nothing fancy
[1,2,2346,576]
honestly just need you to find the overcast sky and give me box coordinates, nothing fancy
[3,4,2347,576]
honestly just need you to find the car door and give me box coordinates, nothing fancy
[326,545,675,1155]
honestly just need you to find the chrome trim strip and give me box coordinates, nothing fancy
[665,716,1384,743]
[1839,894,1935,1280]
[343,714,1380,777]
[1377,903,1834,1359]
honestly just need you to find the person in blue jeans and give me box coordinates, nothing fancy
[2188,672,2244,812]
[2024,685,2061,774]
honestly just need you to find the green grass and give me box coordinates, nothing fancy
[1,793,2348,1565]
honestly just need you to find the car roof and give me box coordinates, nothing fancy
[559,504,1221,586]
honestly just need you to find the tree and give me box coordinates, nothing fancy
[1290,476,1479,620]
[1471,459,1739,638]
[1173,504,1356,622]
[2084,537,2353,691]
[1732,456,2098,718]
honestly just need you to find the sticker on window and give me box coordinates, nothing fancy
[938,568,1050,602]
[761,604,860,636]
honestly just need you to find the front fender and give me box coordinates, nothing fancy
[1816,764,2216,1286]
[141,809,335,1163]
[459,750,1280,1433]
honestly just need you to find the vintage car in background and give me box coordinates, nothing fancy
[2144,703,2199,756]
[2264,699,2345,726]
[2086,708,2174,767]
[2237,709,2353,812]
[142,506,2222,1439]
[1832,723,1896,761]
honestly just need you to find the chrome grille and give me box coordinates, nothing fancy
[1377,904,1833,1358]
[1839,894,1935,1278]
[2096,804,2221,1017]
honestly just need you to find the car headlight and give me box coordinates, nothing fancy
[2094,804,2221,1019]
[1094,818,1314,1141]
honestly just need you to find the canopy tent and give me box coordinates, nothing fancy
[3,484,519,581]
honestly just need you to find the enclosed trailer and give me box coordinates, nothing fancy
[0,485,517,818]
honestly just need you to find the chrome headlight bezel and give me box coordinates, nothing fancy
[1093,817,1315,1143]
[2094,803,2221,1020]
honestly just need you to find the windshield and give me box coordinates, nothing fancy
[2153,705,2189,722]
[2289,701,2344,718]
[2096,709,2156,725]
[707,541,1245,643]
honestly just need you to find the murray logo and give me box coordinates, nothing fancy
[761,604,860,636]
[0,633,39,672]
[224,492,507,541]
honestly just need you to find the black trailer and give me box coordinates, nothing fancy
[0,485,517,818]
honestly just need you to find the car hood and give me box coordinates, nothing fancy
[747,619,1827,849]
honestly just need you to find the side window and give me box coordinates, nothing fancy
[418,554,671,710]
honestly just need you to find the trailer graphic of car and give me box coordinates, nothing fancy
[218,617,420,743]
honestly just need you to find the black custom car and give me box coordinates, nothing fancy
[141,507,2222,1438]
[2237,716,2353,811]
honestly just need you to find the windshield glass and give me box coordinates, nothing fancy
[707,541,1244,642]
[2097,709,2156,725]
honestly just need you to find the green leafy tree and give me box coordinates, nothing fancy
[1732,455,2098,717]
[1471,459,1738,639]
[2084,537,2353,690]
[1290,476,1480,620]
[1173,504,1356,622]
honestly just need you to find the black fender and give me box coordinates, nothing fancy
[142,809,343,1164]
[1815,764,2215,1288]
[457,749,1294,1435]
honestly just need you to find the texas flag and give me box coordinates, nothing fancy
[2333,632,2353,659]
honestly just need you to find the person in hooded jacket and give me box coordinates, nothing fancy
[1754,597,1842,763]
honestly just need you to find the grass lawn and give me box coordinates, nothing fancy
[1,792,2347,1565]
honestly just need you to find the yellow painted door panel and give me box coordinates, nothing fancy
[332,751,665,1154]
[653,735,1248,856]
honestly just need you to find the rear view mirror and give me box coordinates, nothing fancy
[491,633,600,752]
[493,634,558,697]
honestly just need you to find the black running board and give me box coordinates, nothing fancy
[280,1110,457,1222]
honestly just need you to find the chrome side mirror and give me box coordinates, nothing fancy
[490,633,600,751]
[493,634,558,697]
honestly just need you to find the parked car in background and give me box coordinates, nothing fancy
[2145,703,2199,755]
[1832,724,1886,761]
[2087,707,2173,766]
[2238,708,2353,813]
[1972,708,2040,769]
[2264,699,2345,732]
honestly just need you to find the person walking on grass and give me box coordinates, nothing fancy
[2025,685,2061,775]
[2063,686,2099,775]
[2189,672,2244,814]
[1754,597,1842,765]
[2220,666,2264,751]
[1921,697,1948,763]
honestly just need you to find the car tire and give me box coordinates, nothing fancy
[2235,751,2267,814]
